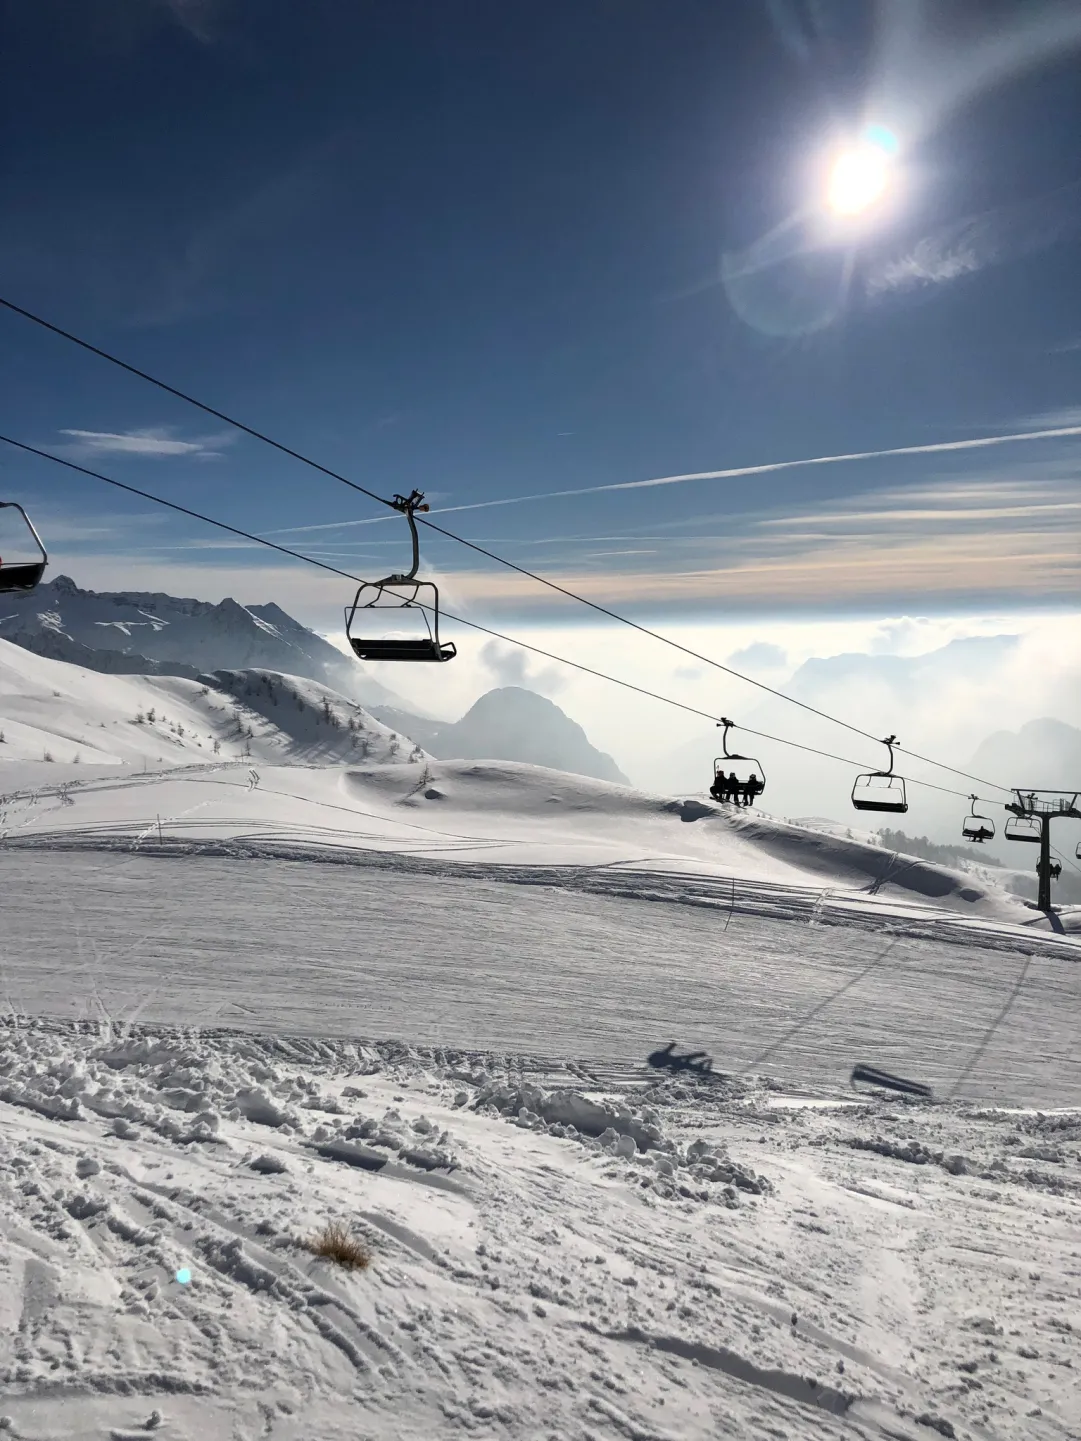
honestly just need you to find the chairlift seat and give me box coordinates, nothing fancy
[348,636,456,663]
[0,559,47,594]
[962,818,995,843]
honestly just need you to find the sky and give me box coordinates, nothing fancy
[1,0,1080,823]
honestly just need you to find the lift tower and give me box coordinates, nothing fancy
[1004,790,1080,912]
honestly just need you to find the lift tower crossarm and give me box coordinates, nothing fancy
[1005,790,1081,912]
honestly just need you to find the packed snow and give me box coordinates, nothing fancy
[2,642,1079,1439]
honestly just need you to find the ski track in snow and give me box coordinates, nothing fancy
[0,849,1078,1109]
[1,1026,1078,1441]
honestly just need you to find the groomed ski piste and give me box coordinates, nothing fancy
[2,640,1079,1440]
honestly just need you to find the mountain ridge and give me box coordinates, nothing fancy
[371,686,629,785]
[0,574,407,708]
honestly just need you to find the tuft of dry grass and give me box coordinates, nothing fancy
[305,1220,372,1272]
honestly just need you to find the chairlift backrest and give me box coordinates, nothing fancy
[0,501,47,594]
[851,773,908,813]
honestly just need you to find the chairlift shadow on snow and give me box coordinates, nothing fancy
[646,1041,717,1079]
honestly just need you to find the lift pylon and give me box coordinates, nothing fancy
[1004,790,1080,912]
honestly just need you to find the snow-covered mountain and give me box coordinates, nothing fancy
[371,685,629,784]
[0,637,420,770]
[0,574,404,708]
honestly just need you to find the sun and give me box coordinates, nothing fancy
[826,126,899,217]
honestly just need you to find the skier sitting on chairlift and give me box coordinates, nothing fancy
[710,769,728,802]
[742,772,762,807]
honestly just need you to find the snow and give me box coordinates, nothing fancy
[2,641,1080,1438]
[1,1025,1078,1439]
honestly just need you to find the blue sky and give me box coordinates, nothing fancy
[2,0,1081,631]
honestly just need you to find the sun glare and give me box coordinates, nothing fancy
[826,127,898,217]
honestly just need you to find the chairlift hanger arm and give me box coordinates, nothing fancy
[381,490,428,585]
[0,501,48,562]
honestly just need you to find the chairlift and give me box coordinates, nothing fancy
[1049,859,1062,881]
[1004,813,1042,844]
[344,490,456,663]
[710,717,765,804]
[1076,841,1081,862]
[961,794,995,843]
[851,734,908,813]
[0,502,47,593]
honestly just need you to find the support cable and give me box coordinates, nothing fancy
[0,294,1015,795]
[0,430,1000,808]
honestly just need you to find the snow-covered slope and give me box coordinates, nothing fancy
[371,685,629,784]
[0,638,419,770]
[0,573,405,708]
[3,646,1080,1440]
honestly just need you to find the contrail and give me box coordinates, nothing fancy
[261,419,1081,536]
[427,421,1081,515]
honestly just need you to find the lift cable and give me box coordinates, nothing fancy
[0,293,1012,795]
[0,430,1001,808]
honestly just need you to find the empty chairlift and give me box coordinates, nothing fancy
[344,490,456,664]
[962,794,995,843]
[1004,812,1042,844]
[851,734,908,814]
[0,502,47,593]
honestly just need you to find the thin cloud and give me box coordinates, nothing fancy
[868,178,1081,298]
[58,427,232,460]
[421,419,1081,517]
[260,417,1081,539]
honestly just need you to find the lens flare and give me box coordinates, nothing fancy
[826,129,897,216]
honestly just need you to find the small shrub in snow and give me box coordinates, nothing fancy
[213,739,220,754]
[306,1221,372,1273]
[147,708,156,723]
[42,750,53,762]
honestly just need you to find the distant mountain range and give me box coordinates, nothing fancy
[969,718,1081,794]
[371,686,629,785]
[0,574,405,708]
